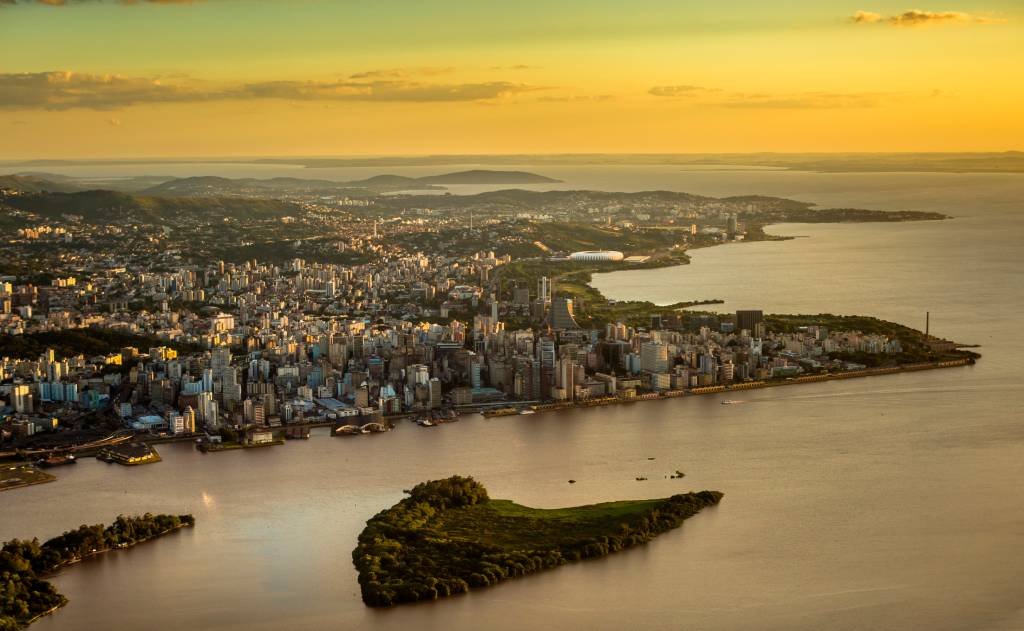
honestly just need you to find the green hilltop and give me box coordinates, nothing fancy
[352,476,722,607]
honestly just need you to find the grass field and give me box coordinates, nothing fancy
[432,498,667,549]
[0,464,56,491]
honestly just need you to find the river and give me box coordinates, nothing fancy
[2,168,1022,630]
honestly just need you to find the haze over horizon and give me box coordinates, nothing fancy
[1,0,1022,159]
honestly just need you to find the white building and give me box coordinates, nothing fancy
[568,250,625,262]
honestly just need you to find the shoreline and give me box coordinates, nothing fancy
[525,358,974,416]
[47,522,195,575]
[14,521,194,628]
[0,476,57,493]
[0,465,57,493]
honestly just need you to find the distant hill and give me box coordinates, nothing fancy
[139,170,559,196]
[0,174,83,194]
[3,190,300,224]
[141,175,376,197]
[417,170,560,184]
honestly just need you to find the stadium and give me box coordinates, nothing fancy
[567,250,625,262]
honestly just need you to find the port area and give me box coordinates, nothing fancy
[97,442,162,466]
[195,436,285,452]
[0,463,57,491]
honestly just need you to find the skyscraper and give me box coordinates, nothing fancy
[550,297,579,329]
[538,277,551,305]
[640,342,670,373]
[736,310,764,334]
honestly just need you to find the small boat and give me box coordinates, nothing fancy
[36,454,76,468]
[417,419,435,427]
[518,409,536,415]
[720,400,744,405]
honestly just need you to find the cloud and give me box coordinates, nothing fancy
[348,67,454,80]
[240,79,544,102]
[1,0,201,5]
[0,71,547,110]
[851,10,883,23]
[537,94,615,103]
[648,85,718,98]
[720,92,882,109]
[851,9,1007,26]
[489,64,538,71]
[648,83,881,109]
[0,72,222,109]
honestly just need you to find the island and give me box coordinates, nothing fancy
[0,513,194,630]
[352,476,722,607]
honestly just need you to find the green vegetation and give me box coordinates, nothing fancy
[0,513,194,629]
[3,190,299,225]
[0,327,202,361]
[766,313,979,364]
[496,259,720,329]
[352,476,722,607]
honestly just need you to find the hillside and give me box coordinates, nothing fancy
[141,175,376,197]
[0,174,82,194]
[140,170,560,196]
[3,190,300,224]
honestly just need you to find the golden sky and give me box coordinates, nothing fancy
[0,1,1021,157]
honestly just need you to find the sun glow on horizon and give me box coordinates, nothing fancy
[0,0,1021,158]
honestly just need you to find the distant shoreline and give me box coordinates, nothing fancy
[4,153,1024,174]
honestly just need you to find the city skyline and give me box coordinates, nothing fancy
[1,1,1022,158]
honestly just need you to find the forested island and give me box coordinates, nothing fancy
[0,513,194,629]
[352,476,722,607]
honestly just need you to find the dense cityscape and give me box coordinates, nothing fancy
[0,174,969,463]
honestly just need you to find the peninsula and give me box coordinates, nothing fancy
[0,171,975,464]
[352,476,722,606]
[0,513,194,629]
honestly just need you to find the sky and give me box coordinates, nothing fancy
[0,0,1021,158]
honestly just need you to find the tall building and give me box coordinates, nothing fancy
[640,342,670,373]
[12,384,33,413]
[550,297,579,330]
[537,277,552,305]
[536,338,556,368]
[182,407,197,433]
[428,378,442,409]
[736,310,764,335]
[557,358,576,400]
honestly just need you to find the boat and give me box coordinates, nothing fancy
[36,454,76,468]
[518,409,536,415]
[720,400,744,405]
[417,419,436,427]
